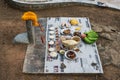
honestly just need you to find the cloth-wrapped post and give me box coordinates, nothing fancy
[22,11,39,44]
[26,20,34,43]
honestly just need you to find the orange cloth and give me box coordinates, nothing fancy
[22,11,39,27]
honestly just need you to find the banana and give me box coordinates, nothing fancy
[83,30,98,44]
[84,30,98,38]
[87,37,98,41]
[87,32,98,38]
[83,37,95,44]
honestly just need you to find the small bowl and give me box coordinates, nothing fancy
[48,48,55,52]
[49,40,54,45]
[49,27,54,30]
[49,35,54,39]
[49,52,58,59]
[49,31,55,34]
[65,50,77,60]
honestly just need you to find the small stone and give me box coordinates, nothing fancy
[92,23,103,32]
[118,32,120,35]
[102,56,112,66]
[100,33,113,40]
[99,47,105,52]
[102,26,117,32]
[13,32,29,44]
[92,23,117,33]
[109,49,120,68]
[98,44,105,52]
[111,41,120,52]
[110,33,117,41]
[93,27,103,32]
[116,33,120,41]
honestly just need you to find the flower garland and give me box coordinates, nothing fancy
[22,11,39,27]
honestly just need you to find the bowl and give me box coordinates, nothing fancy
[65,50,77,60]
[61,29,71,35]
[49,52,58,59]
[72,36,81,43]
[49,31,55,34]
[62,40,78,49]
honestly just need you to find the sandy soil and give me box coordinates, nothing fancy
[0,0,120,80]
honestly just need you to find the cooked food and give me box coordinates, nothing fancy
[50,52,58,58]
[49,27,54,30]
[72,36,81,43]
[78,23,82,27]
[56,45,60,51]
[49,48,55,52]
[56,35,59,39]
[75,27,81,31]
[56,41,59,45]
[61,22,66,27]
[62,40,78,46]
[66,50,76,59]
[55,30,58,35]
[73,32,81,36]
[70,19,79,25]
[60,36,66,41]
[65,23,70,28]
[59,50,65,54]
[74,47,80,52]
[49,41,54,45]
[65,36,71,40]
[63,29,71,35]
[80,34,86,39]
[61,22,70,28]
[49,31,55,34]
[56,38,59,40]
[62,40,78,49]
[55,27,58,30]
[49,35,54,39]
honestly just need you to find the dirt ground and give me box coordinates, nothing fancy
[0,0,120,80]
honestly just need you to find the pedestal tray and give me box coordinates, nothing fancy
[23,17,103,74]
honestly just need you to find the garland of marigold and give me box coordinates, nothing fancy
[22,11,39,27]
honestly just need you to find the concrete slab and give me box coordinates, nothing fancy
[23,17,103,74]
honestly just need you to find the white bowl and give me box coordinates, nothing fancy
[64,50,77,60]
[49,35,54,39]
[49,31,55,34]
[49,27,54,30]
